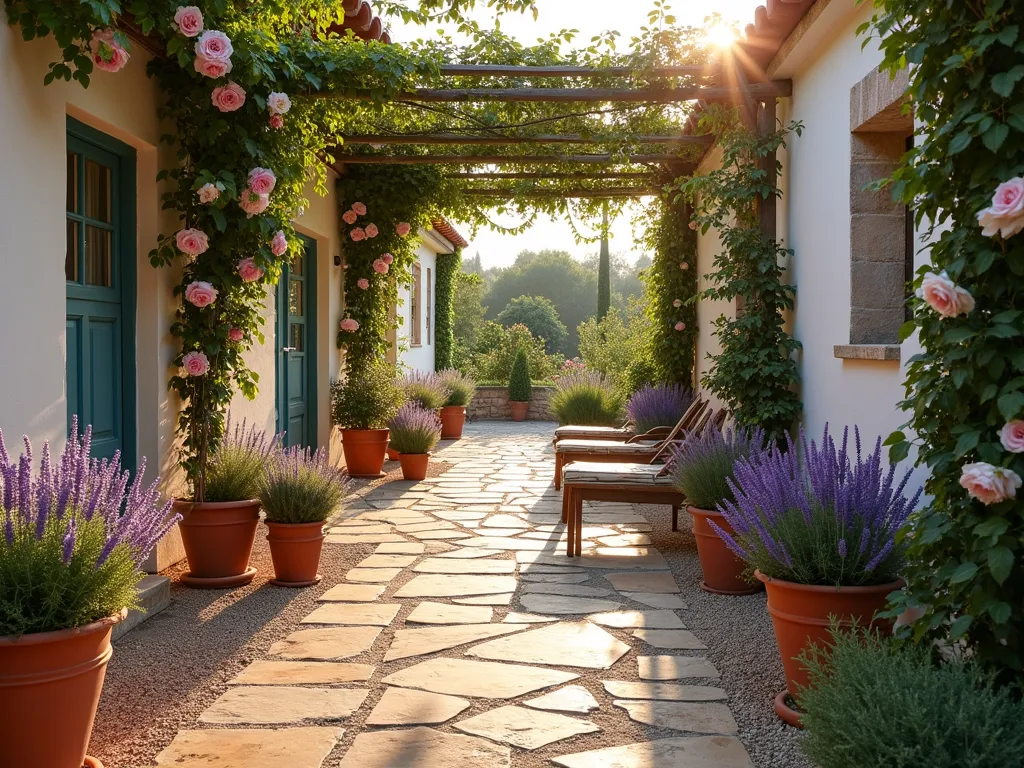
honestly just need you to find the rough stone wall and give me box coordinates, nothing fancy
[467,386,556,421]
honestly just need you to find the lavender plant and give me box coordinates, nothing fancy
[670,423,767,509]
[401,371,450,411]
[258,446,348,525]
[714,426,922,587]
[438,369,477,408]
[388,404,442,455]
[627,384,695,434]
[551,370,623,426]
[0,417,178,636]
[203,415,279,503]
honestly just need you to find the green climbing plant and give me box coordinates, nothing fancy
[434,248,461,370]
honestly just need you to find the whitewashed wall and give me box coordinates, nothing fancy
[396,231,452,374]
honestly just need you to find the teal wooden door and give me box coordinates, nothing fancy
[65,118,137,465]
[276,234,317,448]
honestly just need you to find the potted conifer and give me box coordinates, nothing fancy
[508,347,532,421]
[388,404,442,481]
[438,369,477,439]
[332,359,405,477]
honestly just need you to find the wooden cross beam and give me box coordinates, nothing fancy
[446,171,662,180]
[382,82,790,103]
[463,187,662,198]
[333,154,685,165]
[341,133,714,146]
[437,64,712,78]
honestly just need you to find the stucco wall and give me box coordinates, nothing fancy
[397,239,439,373]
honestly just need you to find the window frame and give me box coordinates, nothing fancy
[410,262,422,347]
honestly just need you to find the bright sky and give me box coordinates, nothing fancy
[389,0,765,268]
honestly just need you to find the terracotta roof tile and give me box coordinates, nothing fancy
[737,0,818,71]
[329,0,391,43]
[431,218,469,249]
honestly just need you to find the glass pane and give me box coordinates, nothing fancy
[289,324,304,352]
[85,159,111,223]
[84,225,112,286]
[291,253,303,276]
[288,278,302,316]
[66,152,78,213]
[66,220,79,282]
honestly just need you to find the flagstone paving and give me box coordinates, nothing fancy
[157,421,757,767]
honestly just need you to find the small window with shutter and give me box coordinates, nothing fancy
[411,263,422,346]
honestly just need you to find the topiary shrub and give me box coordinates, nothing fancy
[800,628,1024,768]
[508,347,532,403]
[551,370,622,426]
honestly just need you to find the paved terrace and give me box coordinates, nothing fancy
[95,422,808,768]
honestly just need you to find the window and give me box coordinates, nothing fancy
[426,267,432,345]
[410,263,422,346]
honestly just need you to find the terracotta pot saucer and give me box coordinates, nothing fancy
[774,689,804,729]
[180,566,257,589]
[699,580,762,596]
[270,575,322,588]
[84,757,105,768]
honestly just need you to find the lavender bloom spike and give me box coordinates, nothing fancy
[626,384,695,434]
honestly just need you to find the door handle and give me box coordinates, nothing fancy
[282,347,297,352]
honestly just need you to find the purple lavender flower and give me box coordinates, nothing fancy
[626,384,695,435]
[388,404,442,455]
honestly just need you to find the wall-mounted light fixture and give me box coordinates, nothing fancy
[334,254,342,267]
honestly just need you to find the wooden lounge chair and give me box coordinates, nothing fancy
[552,395,705,447]
[559,462,684,556]
[552,400,714,490]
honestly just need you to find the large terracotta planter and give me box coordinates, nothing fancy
[386,448,400,461]
[439,405,467,439]
[756,570,902,727]
[266,521,325,587]
[0,611,124,768]
[340,427,390,477]
[175,499,260,588]
[509,401,529,421]
[688,507,760,595]
[398,452,430,481]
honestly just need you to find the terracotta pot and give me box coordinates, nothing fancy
[0,611,123,768]
[439,405,467,439]
[386,448,400,461]
[688,507,760,595]
[509,400,529,421]
[756,570,902,724]
[174,499,260,588]
[266,521,326,587]
[340,427,390,477]
[398,452,430,481]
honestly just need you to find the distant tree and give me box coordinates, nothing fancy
[471,322,560,383]
[463,251,483,275]
[597,204,611,320]
[496,296,568,354]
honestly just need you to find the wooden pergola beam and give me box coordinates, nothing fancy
[369,82,791,104]
[333,154,685,165]
[447,171,662,180]
[437,64,711,78]
[463,187,661,198]
[341,133,713,146]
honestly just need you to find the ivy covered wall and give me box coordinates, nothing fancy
[434,249,461,370]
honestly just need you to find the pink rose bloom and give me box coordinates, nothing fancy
[91,29,130,73]
[185,280,218,308]
[364,223,379,238]
[672,299,682,308]
[267,91,291,115]
[978,177,1024,239]
[679,262,689,270]
[357,278,370,290]
[238,187,269,217]
[674,321,686,331]
[197,183,219,204]
[372,258,389,274]
[688,220,697,230]
[396,222,411,237]
[269,114,284,129]
[350,227,366,242]
[182,350,210,376]
[195,29,233,61]
[237,258,264,283]
[342,210,358,225]
[352,202,367,216]
[173,6,204,37]
[227,328,244,342]
[247,167,276,196]
[176,228,209,256]
[960,462,1022,505]
[271,231,288,257]
[917,271,975,318]
[382,253,393,264]
[1000,420,1024,453]
[340,318,359,332]
[194,55,231,78]
[211,81,246,112]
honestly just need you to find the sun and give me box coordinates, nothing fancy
[703,21,740,49]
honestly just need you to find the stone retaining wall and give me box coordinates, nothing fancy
[468,385,555,421]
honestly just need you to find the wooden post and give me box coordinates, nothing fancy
[757,98,778,242]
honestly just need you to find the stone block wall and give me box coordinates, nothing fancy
[468,386,556,421]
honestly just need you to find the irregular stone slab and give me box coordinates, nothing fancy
[339,727,510,768]
[614,700,738,734]
[638,656,721,680]
[229,660,373,685]
[466,528,525,537]
[468,620,630,669]
[319,583,385,602]
[552,736,754,768]
[519,563,587,574]
[327,533,407,544]
[519,514,563,525]
[455,593,512,606]
[605,572,680,594]
[523,583,614,598]
[454,704,599,750]
[503,612,558,623]
[409,529,473,540]
[633,629,706,649]
[588,610,684,629]
[525,684,600,713]
[375,542,426,554]
[407,601,493,625]
[520,572,589,584]
[301,603,402,626]
[396,520,458,533]
[395,574,517,598]
[383,658,577,699]
[482,514,530,528]
[457,536,556,551]
[155,727,340,768]
[270,627,381,660]
[365,687,470,725]
[435,511,488,521]
[414,558,515,575]
[327,524,393,534]
[601,681,727,701]
[623,592,688,610]
[517,551,668,570]
[598,534,652,547]
[356,554,418,569]
[518,531,565,541]
[385,623,524,661]
[347,568,402,583]
[200,686,369,725]
[520,594,622,615]
[619,522,653,532]
[431,548,503,559]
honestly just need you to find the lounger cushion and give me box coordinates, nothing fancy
[561,461,675,485]
[554,425,631,439]
[555,439,659,454]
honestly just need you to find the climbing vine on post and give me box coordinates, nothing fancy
[434,249,461,370]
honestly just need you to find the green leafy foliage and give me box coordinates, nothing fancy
[496,295,568,354]
[577,299,653,393]
[259,447,347,524]
[799,629,1024,768]
[388,404,442,454]
[331,359,405,430]
[597,208,611,320]
[401,371,450,410]
[508,347,533,402]
[551,371,623,426]
[470,322,560,383]
[203,418,279,503]
[438,368,477,407]
[433,250,461,369]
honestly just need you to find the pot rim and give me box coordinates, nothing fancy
[754,569,905,594]
[398,451,432,457]
[0,608,127,646]
[173,498,261,509]
[264,520,327,529]
[686,505,725,516]
[338,427,390,435]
